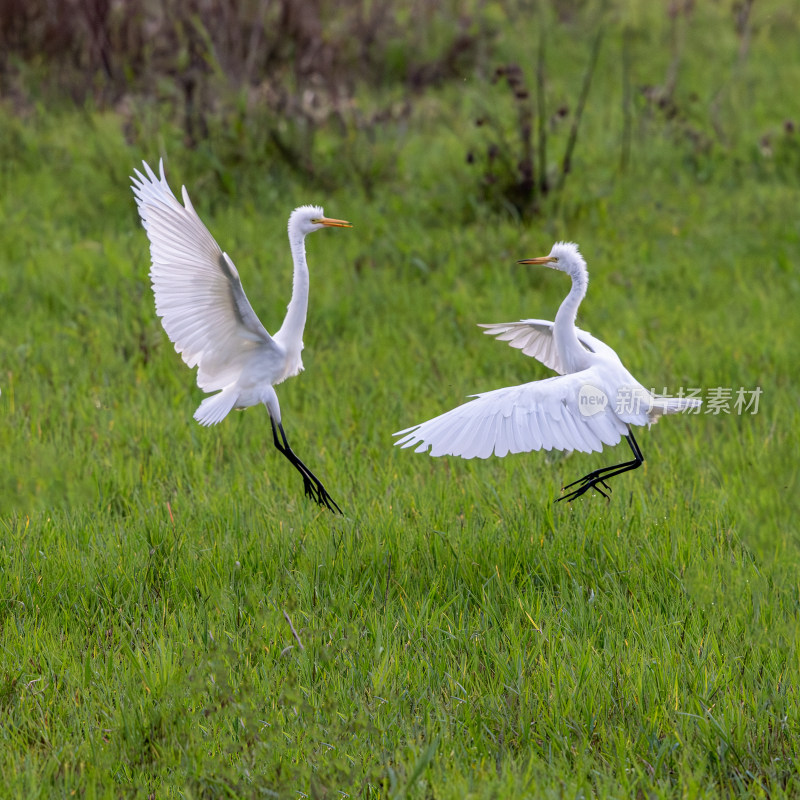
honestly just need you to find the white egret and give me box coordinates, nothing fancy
[131,160,350,513]
[394,242,700,502]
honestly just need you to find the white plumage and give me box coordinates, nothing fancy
[131,159,351,512]
[395,242,700,501]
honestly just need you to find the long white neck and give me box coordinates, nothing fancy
[276,228,310,347]
[553,264,589,373]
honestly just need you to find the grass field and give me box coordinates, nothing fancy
[1,4,800,797]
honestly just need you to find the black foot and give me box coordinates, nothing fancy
[555,430,644,504]
[301,475,342,514]
[557,474,612,503]
[271,418,342,515]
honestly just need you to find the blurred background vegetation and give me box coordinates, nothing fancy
[2,0,798,217]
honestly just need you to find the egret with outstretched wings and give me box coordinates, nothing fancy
[132,160,350,513]
[395,242,700,502]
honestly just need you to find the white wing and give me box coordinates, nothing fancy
[131,159,280,392]
[478,319,619,374]
[394,367,629,459]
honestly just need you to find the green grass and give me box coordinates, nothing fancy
[2,6,800,797]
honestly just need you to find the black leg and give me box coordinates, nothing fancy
[556,428,644,503]
[270,419,342,514]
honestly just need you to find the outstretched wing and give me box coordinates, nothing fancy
[478,319,617,375]
[394,368,629,459]
[131,159,280,392]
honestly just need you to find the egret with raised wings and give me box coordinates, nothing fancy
[132,160,350,513]
[394,242,700,502]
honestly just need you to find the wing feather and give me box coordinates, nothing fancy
[479,319,619,375]
[528,409,546,450]
[394,368,628,459]
[132,159,281,392]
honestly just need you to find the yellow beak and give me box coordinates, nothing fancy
[314,216,352,228]
[517,256,557,265]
